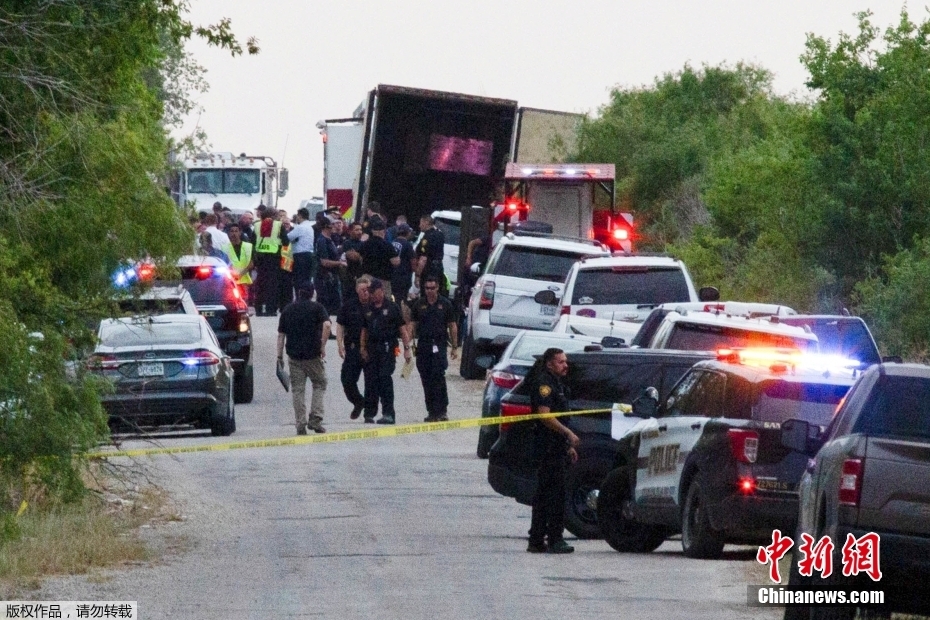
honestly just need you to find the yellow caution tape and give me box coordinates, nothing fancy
[86,406,627,460]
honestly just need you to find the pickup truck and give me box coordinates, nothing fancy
[782,363,930,619]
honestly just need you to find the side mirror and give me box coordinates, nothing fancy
[698,286,720,302]
[470,262,481,275]
[781,419,821,455]
[600,336,625,349]
[881,355,903,364]
[475,355,495,370]
[631,387,659,418]
[533,290,558,306]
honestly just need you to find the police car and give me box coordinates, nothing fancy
[596,348,858,558]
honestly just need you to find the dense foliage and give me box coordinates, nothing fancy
[0,0,255,517]
[576,10,930,359]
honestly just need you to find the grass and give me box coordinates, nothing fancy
[0,469,179,596]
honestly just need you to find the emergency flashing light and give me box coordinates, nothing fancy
[613,228,630,241]
[716,348,861,375]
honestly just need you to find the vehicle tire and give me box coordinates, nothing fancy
[597,467,667,553]
[459,332,484,380]
[563,456,612,540]
[681,478,725,559]
[211,392,236,437]
[234,363,254,404]
[783,551,812,620]
[808,570,857,620]
[476,428,496,459]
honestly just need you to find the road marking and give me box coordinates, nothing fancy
[86,407,624,459]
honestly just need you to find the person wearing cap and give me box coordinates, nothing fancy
[359,216,400,300]
[359,278,411,424]
[277,284,331,435]
[409,275,458,422]
[386,214,408,244]
[416,214,447,296]
[336,275,372,419]
[390,223,416,305]
[314,217,343,315]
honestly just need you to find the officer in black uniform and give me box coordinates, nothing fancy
[336,276,372,419]
[415,214,446,296]
[410,275,458,422]
[527,348,580,554]
[360,278,411,424]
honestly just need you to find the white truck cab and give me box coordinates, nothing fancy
[178,152,288,216]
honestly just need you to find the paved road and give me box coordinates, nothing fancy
[39,315,779,619]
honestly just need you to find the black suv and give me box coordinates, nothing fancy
[163,256,254,404]
[596,350,856,558]
[782,363,930,618]
[487,349,713,539]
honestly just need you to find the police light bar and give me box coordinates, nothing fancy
[505,163,615,181]
[717,348,861,374]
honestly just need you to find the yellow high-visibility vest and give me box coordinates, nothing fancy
[255,220,282,254]
[280,244,294,272]
[223,241,253,285]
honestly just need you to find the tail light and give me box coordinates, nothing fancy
[560,305,570,315]
[86,354,120,370]
[727,429,759,464]
[613,228,629,241]
[183,350,221,366]
[500,401,532,431]
[839,458,863,506]
[490,371,520,389]
[195,266,213,280]
[478,281,495,310]
[238,317,249,333]
[738,477,756,495]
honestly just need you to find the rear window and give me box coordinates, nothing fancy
[571,267,690,306]
[99,321,202,347]
[433,218,461,247]
[167,268,236,305]
[490,246,585,282]
[117,298,186,315]
[666,323,817,352]
[784,319,880,365]
[854,376,930,440]
[510,336,594,363]
[755,380,851,425]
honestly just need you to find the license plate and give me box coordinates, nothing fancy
[138,362,164,377]
[539,305,557,316]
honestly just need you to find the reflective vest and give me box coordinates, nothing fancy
[255,220,282,254]
[223,242,253,285]
[280,244,294,272]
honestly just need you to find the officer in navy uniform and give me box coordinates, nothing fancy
[360,278,411,424]
[410,275,458,422]
[415,214,446,296]
[336,276,371,419]
[527,348,580,554]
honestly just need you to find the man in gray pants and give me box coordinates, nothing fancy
[277,285,331,434]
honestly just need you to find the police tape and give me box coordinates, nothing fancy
[85,406,626,459]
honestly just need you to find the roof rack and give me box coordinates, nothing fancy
[504,231,607,249]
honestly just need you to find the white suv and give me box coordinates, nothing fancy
[460,232,609,378]
[546,255,709,343]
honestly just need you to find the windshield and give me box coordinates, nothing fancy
[855,375,930,440]
[491,246,585,282]
[510,336,594,363]
[99,321,201,347]
[755,381,851,425]
[433,218,461,246]
[188,169,261,195]
[571,267,690,305]
[666,323,817,352]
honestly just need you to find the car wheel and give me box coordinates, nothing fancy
[211,388,236,437]
[476,426,497,459]
[681,478,725,559]
[563,456,612,540]
[808,568,859,620]
[234,363,254,404]
[459,332,484,380]
[597,467,667,552]
[783,550,812,620]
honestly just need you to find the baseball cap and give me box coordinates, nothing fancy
[369,216,386,231]
[397,223,412,235]
[368,278,384,291]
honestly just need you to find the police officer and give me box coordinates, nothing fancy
[336,276,371,419]
[415,214,446,295]
[410,276,457,422]
[360,279,411,425]
[527,348,580,554]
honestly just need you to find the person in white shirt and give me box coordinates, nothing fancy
[203,213,230,248]
[287,207,316,291]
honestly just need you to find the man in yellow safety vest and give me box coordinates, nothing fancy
[222,223,253,302]
[254,205,286,316]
